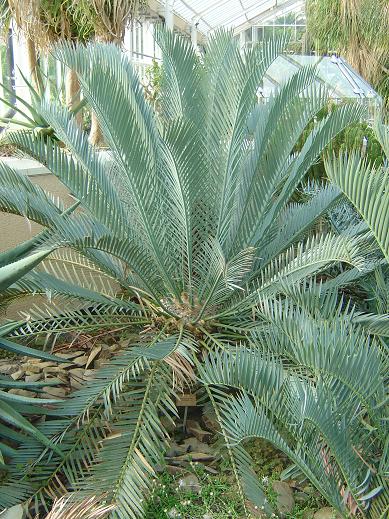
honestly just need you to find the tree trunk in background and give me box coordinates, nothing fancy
[89,108,104,147]
[26,38,40,92]
[65,68,83,126]
[88,34,121,147]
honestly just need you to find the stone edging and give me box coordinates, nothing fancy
[1,157,51,177]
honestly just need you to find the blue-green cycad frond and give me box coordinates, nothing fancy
[201,331,387,514]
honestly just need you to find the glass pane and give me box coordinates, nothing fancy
[263,26,273,39]
[317,58,356,97]
[273,26,285,40]
[261,76,278,97]
[289,55,320,66]
[266,56,299,85]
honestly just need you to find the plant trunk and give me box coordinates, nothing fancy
[26,38,40,92]
[65,68,82,126]
[89,109,104,147]
[88,33,120,147]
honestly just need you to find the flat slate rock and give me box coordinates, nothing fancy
[181,436,214,455]
[173,452,215,462]
[178,474,201,494]
[272,480,295,517]
[314,507,343,519]
[1,504,25,519]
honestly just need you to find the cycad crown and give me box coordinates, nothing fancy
[0,29,387,519]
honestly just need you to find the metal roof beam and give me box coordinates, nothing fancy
[211,0,274,31]
[234,0,304,33]
[176,0,214,30]
[195,0,231,17]
[147,0,209,39]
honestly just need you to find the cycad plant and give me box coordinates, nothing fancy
[0,30,387,518]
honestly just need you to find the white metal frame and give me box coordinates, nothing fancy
[157,0,305,36]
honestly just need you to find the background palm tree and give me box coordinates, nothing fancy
[1,0,145,137]
[1,0,93,123]
[75,0,146,145]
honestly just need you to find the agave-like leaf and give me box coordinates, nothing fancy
[0,249,52,292]
[0,400,63,458]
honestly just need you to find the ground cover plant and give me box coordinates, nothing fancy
[0,29,388,518]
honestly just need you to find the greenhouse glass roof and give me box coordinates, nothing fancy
[261,55,381,103]
[164,0,304,34]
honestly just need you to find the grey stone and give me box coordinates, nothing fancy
[25,373,42,382]
[23,358,40,364]
[70,368,85,377]
[42,386,67,398]
[69,370,84,389]
[203,466,218,475]
[313,507,343,519]
[181,437,214,455]
[73,355,89,366]
[43,366,66,374]
[10,369,25,380]
[165,442,187,458]
[186,420,212,443]
[0,504,26,519]
[56,351,83,359]
[0,362,18,375]
[272,481,295,517]
[59,363,76,369]
[70,379,83,390]
[167,507,181,518]
[83,369,96,381]
[174,452,215,462]
[8,389,37,398]
[30,361,55,369]
[178,474,201,494]
[52,373,69,384]
[21,363,43,373]
[295,491,310,504]
[166,465,187,476]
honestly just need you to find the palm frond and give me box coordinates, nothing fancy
[201,336,386,515]
[325,149,389,262]
[0,334,182,512]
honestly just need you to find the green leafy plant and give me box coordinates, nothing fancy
[0,29,387,518]
[144,58,163,106]
[295,103,385,181]
[0,249,68,468]
[325,118,389,262]
[144,467,243,519]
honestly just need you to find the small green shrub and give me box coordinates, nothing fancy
[144,467,244,519]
